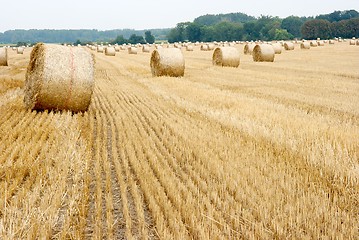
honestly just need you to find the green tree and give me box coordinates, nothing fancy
[186,23,202,42]
[111,35,127,45]
[128,34,145,44]
[167,22,188,43]
[301,19,332,39]
[144,31,155,44]
[281,16,304,38]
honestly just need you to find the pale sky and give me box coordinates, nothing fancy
[1,0,358,32]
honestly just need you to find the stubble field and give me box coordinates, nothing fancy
[0,42,358,239]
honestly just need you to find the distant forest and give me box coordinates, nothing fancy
[0,10,358,44]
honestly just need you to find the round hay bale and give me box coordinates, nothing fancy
[186,45,194,51]
[356,40,359,46]
[150,48,185,77]
[284,42,294,50]
[329,40,335,44]
[97,46,104,52]
[271,43,282,54]
[207,43,215,50]
[200,44,209,51]
[128,47,138,54]
[24,43,94,112]
[114,46,120,52]
[349,40,356,45]
[244,43,256,55]
[155,45,163,49]
[317,41,325,46]
[17,47,24,54]
[310,41,318,47]
[142,45,150,53]
[300,42,310,49]
[212,47,240,68]
[105,47,116,56]
[252,44,275,62]
[0,47,8,66]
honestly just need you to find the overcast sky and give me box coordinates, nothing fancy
[1,0,358,32]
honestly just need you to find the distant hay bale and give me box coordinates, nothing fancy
[300,42,310,49]
[128,47,138,54]
[349,40,356,45]
[17,47,24,54]
[97,46,104,52]
[212,47,240,68]
[252,44,275,62]
[200,44,209,51]
[105,47,116,56]
[155,45,163,49]
[244,43,256,55]
[310,41,318,47]
[91,46,96,51]
[271,43,282,54]
[0,47,8,66]
[329,40,335,44]
[284,42,294,50]
[207,43,215,50]
[186,45,194,51]
[114,46,120,52]
[317,41,325,46]
[150,48,185,77]
[356,40,359,45]
[142,45,150,52]
[24,43,94,112]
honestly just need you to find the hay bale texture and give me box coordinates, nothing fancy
[212,47,240,67]
[284,42,294,50]
[24,43,94,112]
[150,48,185,77]
[105,47,116,56]
[0,47,8,66]
[300,42,310,49]
[252,44,275,62]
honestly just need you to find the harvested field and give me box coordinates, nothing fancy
[0,42,358,239]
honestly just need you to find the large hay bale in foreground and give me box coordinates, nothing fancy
[300,42,310,49]
[0,47,8,66]
[105,47,116,56]
[212,47,240,67]
[150,48,185,77]
[271,43,282,54]
[284,42,294,50]
[24,43,94,112]
[252,44,275,62]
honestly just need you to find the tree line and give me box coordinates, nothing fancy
[167,10,359,43]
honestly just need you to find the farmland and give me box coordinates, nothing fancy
[0,42,358,239]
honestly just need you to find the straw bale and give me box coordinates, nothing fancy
[142,45,150,52]
[24,43,94,112]
[17,47,24,54]
[300,42,310,49]
[150,48,185,77]
[201,44,209,51]
[212,47,240,67]
[349,40,356,45]
[186,45,194,51]
[271,43,282,54]
[105,47,116,56]
[284,42,294,50]
[0,47,8,66]
[317,41,325,46]
[310,41,318,47]
[329,40,335,44]
[244,43,256,55]
[207,43,215,50]
[97,46,104,52]
[128,47,138,54]
[252,44,275,62]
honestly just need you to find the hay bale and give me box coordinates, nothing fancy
[17,47,24,54]
[310,41,318,47]
[244,43,256,55]
[114,46,120,52]
[105,47,116,56]
[212,47,240,68]
[300,42,310,49]
[356,40,359,46]
[349,40,356,45]
[271,43,282,54]
[252,44,275,62]
[97,46,104,52]
[150,48,185,77]
[128,47,138,54]
[0,47,8,66]
[317,41,325,46]
[284,42,294,50]
[329,40,335,44]
[207,43,215,50]
[24,43,94,112]
[142,45,150,53]
[186,45,194,51]
[200,44,209,51]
